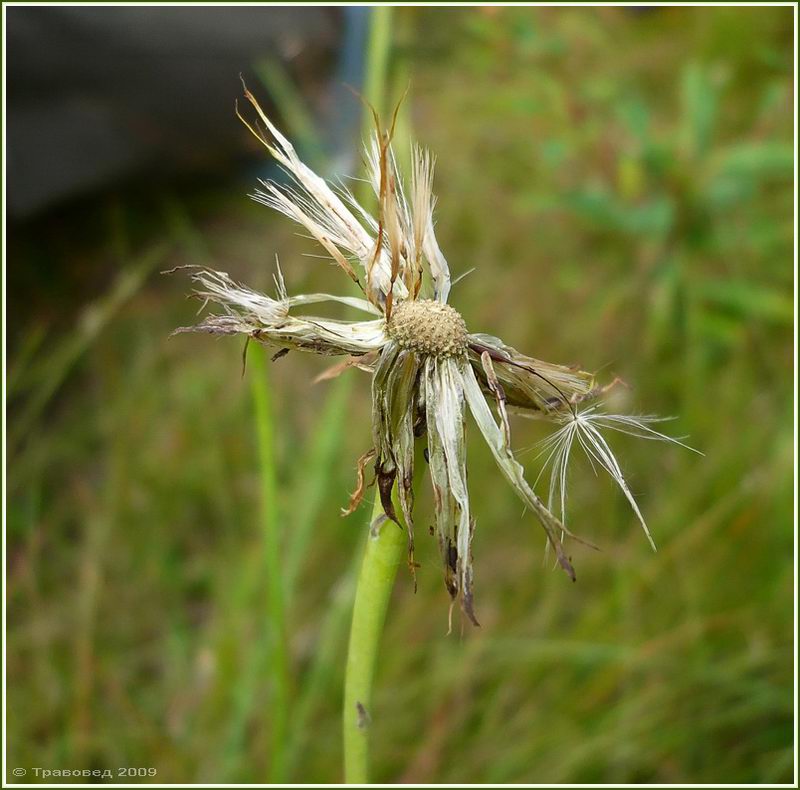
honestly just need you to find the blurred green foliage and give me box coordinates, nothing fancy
[7,6,794,784]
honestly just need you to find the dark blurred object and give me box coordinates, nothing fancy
[6,6,342,218]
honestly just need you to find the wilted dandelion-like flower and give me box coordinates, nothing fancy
[173,88,695,624]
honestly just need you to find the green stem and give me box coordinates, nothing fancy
[343,496,406,784]
[250,346,290,783]
[360,5,394,154]
[342,8,402,783]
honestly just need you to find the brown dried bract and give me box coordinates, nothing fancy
[341,449,377,517]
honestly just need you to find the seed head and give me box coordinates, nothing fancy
[386,299,468,358]
[173,86,697,625]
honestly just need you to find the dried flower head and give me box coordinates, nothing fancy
[173,88,697,624]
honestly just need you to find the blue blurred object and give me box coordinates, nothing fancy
[326,7,371,175]
[6,5,341,217]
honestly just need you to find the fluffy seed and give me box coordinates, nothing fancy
[386,299,468,358]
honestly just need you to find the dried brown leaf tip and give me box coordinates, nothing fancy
[172,88,700,625]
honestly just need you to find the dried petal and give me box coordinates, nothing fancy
[461,361,579,581]
[240,85,405,306]
[175,266,388,356]
[469,332,595,413]
[425,357,478,624]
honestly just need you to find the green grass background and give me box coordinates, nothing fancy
[7,5,794,784]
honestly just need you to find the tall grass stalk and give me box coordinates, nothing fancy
[9,241,170,455]
[285,548,360,779]
[339,6,404,783]
[284,375,353,598]
[262,51,362,757]
[249,345,290,783]
[255,55,326,169]
[361,5,394,138]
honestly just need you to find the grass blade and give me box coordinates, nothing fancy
[249,344,291,783]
